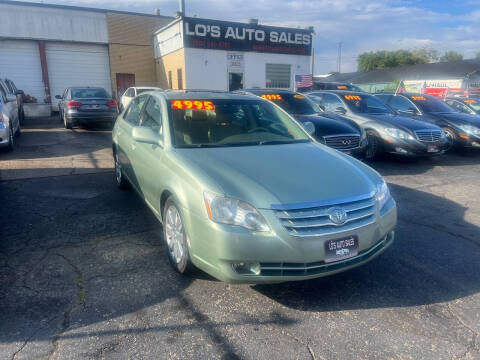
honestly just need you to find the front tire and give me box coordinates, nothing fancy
[114,150,130,189]
[163,197,195,275]
[6,123,15,152]
[365,130,382,159]
[443,127,457,151]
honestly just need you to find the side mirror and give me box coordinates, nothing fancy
[132,126,163,146]
[15,90,24,95]
[55,95,62,100]
[335,107,347,115]
[302,121,315,136]
[6,94,16,102]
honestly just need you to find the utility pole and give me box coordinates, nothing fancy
[337,42,342,73]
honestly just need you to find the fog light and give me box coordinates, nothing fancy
[231,262,261,275]
[395,147,408,154]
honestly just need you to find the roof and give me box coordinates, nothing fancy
[319,59,480,85]
[160,90,257,101]
[241,89,297,95]
[0,0,173,19]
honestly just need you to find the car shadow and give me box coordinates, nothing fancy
[253,183,480,312]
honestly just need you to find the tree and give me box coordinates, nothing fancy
[357,50,428,71]
[412,47,439,63]
[440,51,463,62]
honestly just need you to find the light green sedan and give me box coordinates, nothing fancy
[112,91,396,283]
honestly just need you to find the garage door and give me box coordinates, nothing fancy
[46,42,111,110]
[0,40,45,103]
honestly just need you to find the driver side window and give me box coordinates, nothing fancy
[139,97,163,135]
[446,100,470,114]
[322,93,344,112]
[124,95,147,126]
[388,96,417,113]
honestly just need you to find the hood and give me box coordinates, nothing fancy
[431,112,480,127]
[362,113,440,131]
[294,114,360,136]
[176,142,379,209]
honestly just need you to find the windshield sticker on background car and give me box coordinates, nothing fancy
[293,94,305,99]
[464,99,477,104]
[337,85,348,89]
[172,100,215,110]
[411,96,426,101]
[261,94,282,100]
[344,95,362,101]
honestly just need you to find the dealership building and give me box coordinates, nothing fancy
[0,0,313,114]
[154,17,313,91]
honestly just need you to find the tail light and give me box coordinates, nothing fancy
[68,101,82,108]
[106,100,117,108]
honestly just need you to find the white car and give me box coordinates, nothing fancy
[119,87,162,112]
[0,84,21,151]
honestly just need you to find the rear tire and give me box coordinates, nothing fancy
[163,197,196,275]
[365,130,382,159]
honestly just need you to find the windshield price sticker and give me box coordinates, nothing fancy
[293,94,305,99]
[337,85,348,89]
[411,96,426,101]
[344,95,362,101]
[464,99,477,104]
[172,100,215,110]
[261,94,282,100]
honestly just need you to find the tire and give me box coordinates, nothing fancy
[163,197,195,275]
[19,109,25,125]
[114,150,130,190]
[443,127,457,152]
[63,112,72,129]
[6,123,15,152]
[365,130,382,159]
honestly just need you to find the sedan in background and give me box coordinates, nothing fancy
[120,87,162,112]
[375,93,480,149]
[1,78,24,124]
[56,87,118,129]
[445,97,480,116]
[0,84,21,151]
[309,91,449,158]
[238,89,368,157]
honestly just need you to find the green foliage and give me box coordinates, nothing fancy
[412,47,439,63]
[440,51,463,62]
[357,50,428,71]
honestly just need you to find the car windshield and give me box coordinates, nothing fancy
[71,88,109,99]
[170,99,311,148]
[410,95,455,113]
[343,93,395,114]
[464,99,480,111]
[264,93,321,115]
[136,89,156,95]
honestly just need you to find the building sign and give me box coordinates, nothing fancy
[183,17,312,56]
[227,53,244,72]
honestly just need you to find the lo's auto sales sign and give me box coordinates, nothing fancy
[183,17,312,56]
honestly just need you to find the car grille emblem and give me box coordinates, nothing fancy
[328,207,348,225]
[342,139,352,145]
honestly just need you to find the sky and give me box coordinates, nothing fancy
[19,0,480,74]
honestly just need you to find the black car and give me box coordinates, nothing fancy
[297,82,364,93]
[56,87,118,129]
[375,93,480,149]
[238,89,368,157]
[444,97,480,115]
[308,90,449,158]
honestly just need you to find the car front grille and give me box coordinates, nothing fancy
[414,129,443,142]
[259,231,393,277]
[323,134,361,150]
[272,192,377,237]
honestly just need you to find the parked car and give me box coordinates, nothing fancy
[297,82,364,93]
[375,93,480,149]
[238,89,368,157]
[1,78,25,124]
[112,90,397,283]
[120,87,162,112]
[56,87,118,129]
[0,84,21,151]
[308,90,449,158]
[444,97,480,115]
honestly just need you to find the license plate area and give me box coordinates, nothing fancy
[427,145,438,152]
[85,104,101,110]
[325,235,359,263]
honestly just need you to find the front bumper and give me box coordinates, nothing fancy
[182,198,397,284]
[382,137,449,156]
[455,133,480,148]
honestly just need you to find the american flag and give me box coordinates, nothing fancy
[295,74,313,88]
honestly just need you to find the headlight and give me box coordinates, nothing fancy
[204,191,270,232]
[376,180,391,210]
[385,128,415,140]
[459,124,480,136]
[0,113,4,129]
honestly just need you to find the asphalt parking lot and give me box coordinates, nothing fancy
[1,116,479,360]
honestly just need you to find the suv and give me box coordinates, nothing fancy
[112,90,396,283]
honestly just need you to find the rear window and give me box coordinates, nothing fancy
[170,99,310,148]
[136,89,156,95]
[71,88,109,99]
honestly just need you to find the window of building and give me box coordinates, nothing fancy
[266,64,291,89]
[168,71,173,89]
[177,69,183,90]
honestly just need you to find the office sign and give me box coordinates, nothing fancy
[183,17,312,56]
[227,53,244,71]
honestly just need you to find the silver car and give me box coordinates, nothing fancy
[0,81,21,151]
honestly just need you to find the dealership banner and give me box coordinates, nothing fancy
[183,17,312,56]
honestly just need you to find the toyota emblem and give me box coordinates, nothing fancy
[328,207,348,225]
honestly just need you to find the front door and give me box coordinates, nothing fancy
[116,73,135,99]
[229,73,243,91]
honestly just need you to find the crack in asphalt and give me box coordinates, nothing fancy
[446,303,480,359]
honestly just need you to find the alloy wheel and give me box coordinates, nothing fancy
[366,133,378,159]
[443,128,456,151]
[165,205,186,266]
